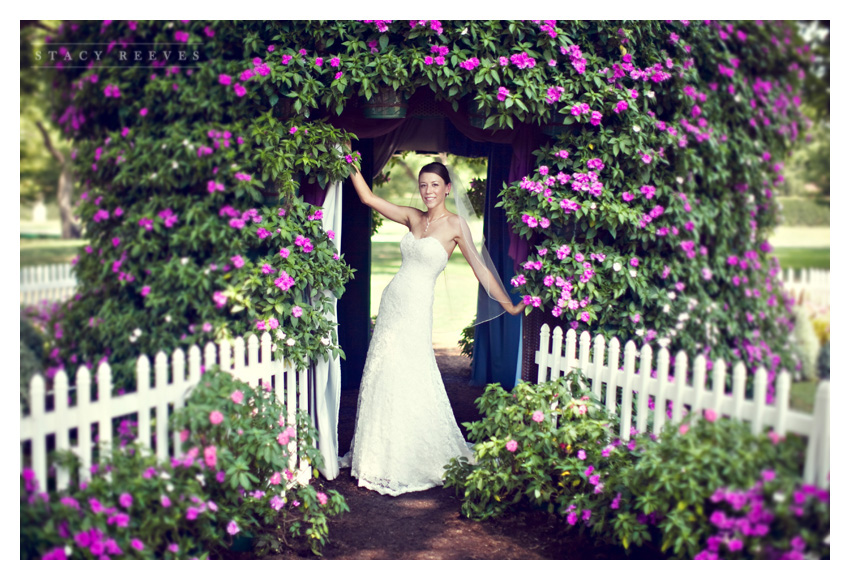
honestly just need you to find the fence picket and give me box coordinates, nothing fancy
[565,329,578,375]
[53,371,72,490]
[751,368,768,435]
[551,325,565,379]
[136,355,152,454]
[692,355,708,418]
[775,371,791,436]
[635,344,652,433]
[536,324,551,384]
[671,351,689,421]
[652,348,671,436]
[591,334,605,401]
[76,367,93,481]
[604,338,620,416]
[620,341,636,442]
[731,362,747,420]
[708,360,727,418]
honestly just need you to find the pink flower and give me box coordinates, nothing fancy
[292,306,303,318]
[679,423,690,435]
[209,410,224,425]
[269,472,282,485]
[204,445,217,468]
[577,449,586,460]
[227,521,240,535]
[218,74,231,85]
[141,286,151,297]
[532,411,544,423]
[233,84,246,97]
[505,440,518,452]
[317,492,328,505]
[231,390,244,404]
[497,86,510,101]
[139,108,148,117]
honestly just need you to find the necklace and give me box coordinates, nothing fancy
[424,212,447,233]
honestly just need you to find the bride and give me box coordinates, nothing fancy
[344,158,523,496]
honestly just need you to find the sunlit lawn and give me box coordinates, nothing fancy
[771,247,830,271]
[20,238,86,267]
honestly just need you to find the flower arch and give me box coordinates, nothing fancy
[45,20,812,398]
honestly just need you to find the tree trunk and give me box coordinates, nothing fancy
[35,121,80,239]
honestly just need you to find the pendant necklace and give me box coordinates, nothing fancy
[425,213,447,233]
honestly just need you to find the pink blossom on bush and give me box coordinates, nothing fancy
[505,439,518,452]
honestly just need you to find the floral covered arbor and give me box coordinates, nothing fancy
[46,20,812,400]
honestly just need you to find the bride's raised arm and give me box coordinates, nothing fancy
[348,166,419,228]
[453,217,524,316]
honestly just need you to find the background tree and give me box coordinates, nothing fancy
[21,20,81,238]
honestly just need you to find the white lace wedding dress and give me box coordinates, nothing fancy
[347,231,473,496]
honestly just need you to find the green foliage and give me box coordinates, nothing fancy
[445,372,815,559]
[20,368,348,559]
[43,20,812,401]
[458,316,475,360]
[694,475,829,560]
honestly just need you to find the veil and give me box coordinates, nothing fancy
[444,164,517,326]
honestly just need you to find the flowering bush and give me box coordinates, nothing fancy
[20,368,348,559]
[695,473,829,559]
[445,372,818,559]
[42,20,812,400]
[445,372,626,520]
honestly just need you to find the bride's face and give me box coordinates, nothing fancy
[418,172,451,210]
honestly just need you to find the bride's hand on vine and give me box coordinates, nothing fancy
[507,301,525,316]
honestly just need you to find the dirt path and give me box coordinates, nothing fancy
[266,347,649,560]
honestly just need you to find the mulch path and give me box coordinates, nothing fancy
[263,347,658,560]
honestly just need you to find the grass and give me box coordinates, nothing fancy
[770,247,830,271]
[790,380,820,414]
[20,238,87,267]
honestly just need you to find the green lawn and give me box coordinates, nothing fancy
[770,247,830,271]
[790,380,820,414]
[19,238,87,267]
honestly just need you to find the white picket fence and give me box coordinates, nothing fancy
[20,263,78,306]
[535,324,830,488]
[20,332,317,492]
[778,267,830,309]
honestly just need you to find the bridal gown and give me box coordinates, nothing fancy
[348,231,473,496]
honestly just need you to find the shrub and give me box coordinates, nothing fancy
[776,197,830,227]
[446,372,813,560]
[20,368,348,559]
[694,474,829,560]
[445,372,624,521]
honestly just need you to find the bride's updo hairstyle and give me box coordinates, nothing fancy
[418,162,451,186]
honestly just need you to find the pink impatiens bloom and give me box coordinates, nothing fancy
[292,306,303,318]
[218,74,231,85]
[532,411,544,423]
[204,445,217,468]
[497,86,510,101]
[231,390,244,404]
[226,521,239,535]
[505,440,518,452]
[209,410,224,425]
